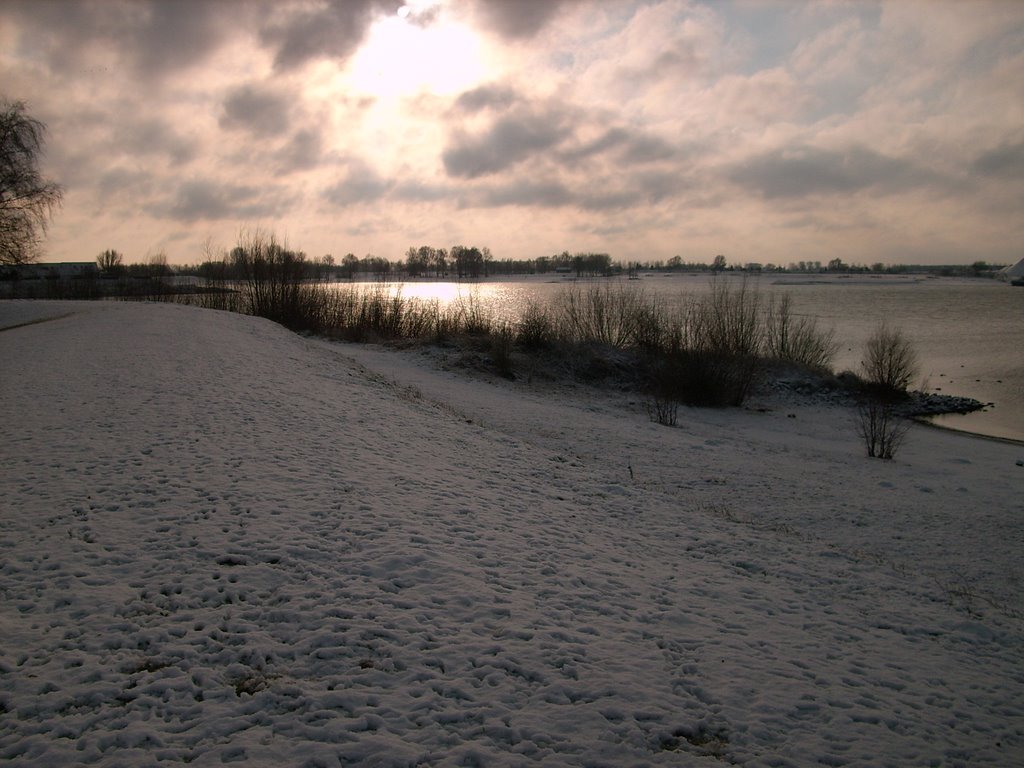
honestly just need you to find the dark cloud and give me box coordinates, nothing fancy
[2,0,237,80]
[259,0,402,72]
[452,84,519,113]
[322,161,393,206]
[96,168,155,203]
[392,181,451,203]
[112,119,196,165]
[578,188,651,211]
[473,180,575,208]
[128,1,236,78]
[275,129,325,172]
[560,128,677,166]
[629,169,690,204]
[442,85,687,206]
[463,168,687,212]
[973,140,1024,179]
[3,0,405,81]
[729,146,941,198]
[448,84,681,182]
[35,105,197,201]
[160,179,291,222]
[220,85,292,138]
[619,134,677,164]
[473,0,577,40]
[404,3,441,28]
[561,128,630,161]
[443,112,572,178]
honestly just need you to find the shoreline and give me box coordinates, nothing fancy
[4,297,1020,445]
[912,414,1024,447]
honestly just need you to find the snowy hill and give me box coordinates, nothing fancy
[1,300,1022,766]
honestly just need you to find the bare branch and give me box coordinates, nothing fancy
[0,100,64,265]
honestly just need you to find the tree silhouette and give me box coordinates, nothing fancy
[0,100,63,265]
[97,249,124,274]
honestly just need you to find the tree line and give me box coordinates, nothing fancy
[404,247,616,279]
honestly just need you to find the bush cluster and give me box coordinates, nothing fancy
[160,251,842,411]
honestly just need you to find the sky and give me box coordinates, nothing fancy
[2,0,1022,267]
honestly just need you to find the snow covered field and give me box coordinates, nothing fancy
[1,300,1022,767]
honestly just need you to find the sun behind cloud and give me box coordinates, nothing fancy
[347,3,485,99]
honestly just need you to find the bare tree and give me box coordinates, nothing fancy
[97,248,124,274]
[861,322,918,394]
[0,100,63,265]
[148,250,170,276]
[342,253,358,279]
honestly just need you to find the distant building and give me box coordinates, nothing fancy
[998,257,1024,282]
[6,262,99,280]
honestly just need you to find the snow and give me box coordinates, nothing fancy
[1,299,1022,767]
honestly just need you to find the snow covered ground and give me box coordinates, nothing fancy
[1,300,1022,767]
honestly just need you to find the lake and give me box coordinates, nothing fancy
[341,273,1023,443]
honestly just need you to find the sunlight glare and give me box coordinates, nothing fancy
[348,7,484,98]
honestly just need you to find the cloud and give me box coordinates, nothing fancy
[160,179,292,222]
[561,128,676,166]
[127,1,238,79]
[220,85,293,138]
[443,110,573,178]
[439,77,692,211]
[96,168,155,205]
[452,84,519,113]
[275,129,325,173]
[2,0,238,80]
[973,141,1024,180]
[322,160,394,206]
[572,1,725,108]
[728,146,942,199]
[472,0,578,40]
[111,118,196,165]
[259,0,402,72]
[442,80,688,209]
[392,181,451,203]
[471,179,574,208]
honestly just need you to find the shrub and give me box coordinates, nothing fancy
[454,293,493,336]
[663,349,760,407]
[861,322,918,395]
[856,401,909,459]
[647,397,678,427]
[427,300,460,343]
[646,356,682,425]
[668,281,764,406]
[554,284,648,347]
[688,280,763,357]
[491,322,516,378]
[631,301,670,355]
[766,293,838,371]
[516,300,554,350]
[852,323,918,459]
